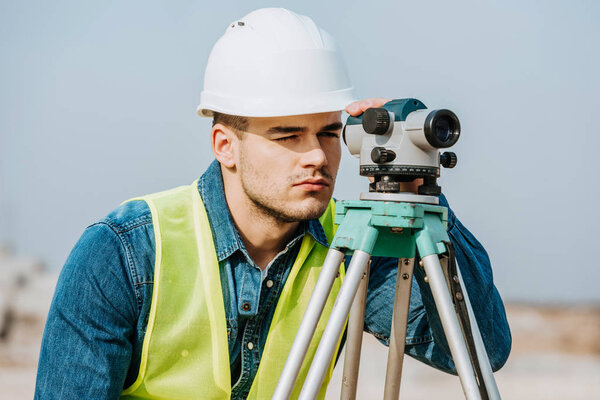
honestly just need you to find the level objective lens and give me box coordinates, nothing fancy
[424,109,460,148]
[435,116,453,143]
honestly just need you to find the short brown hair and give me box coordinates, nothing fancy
[212,112,249,137]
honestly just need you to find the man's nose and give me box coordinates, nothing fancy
[300,137,328,168]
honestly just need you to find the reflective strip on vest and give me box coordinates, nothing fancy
[121,182,345,399]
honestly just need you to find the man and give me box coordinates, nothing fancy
[35,8,511,399]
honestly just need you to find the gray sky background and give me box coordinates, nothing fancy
[1,0,598,304]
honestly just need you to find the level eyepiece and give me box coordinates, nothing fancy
[424,109,460,148]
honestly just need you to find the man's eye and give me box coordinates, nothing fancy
[275,135,297,142]
[319,132,340,138]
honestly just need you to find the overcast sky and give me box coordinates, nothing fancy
[1,0,598,304]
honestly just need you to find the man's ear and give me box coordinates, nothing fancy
[211,123,238,168]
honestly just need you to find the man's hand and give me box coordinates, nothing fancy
[345,97,424,194]
[345,98,391,116]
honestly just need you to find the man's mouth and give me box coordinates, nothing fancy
[293,178,330,191]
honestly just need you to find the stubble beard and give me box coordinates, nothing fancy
[239,153,334,224]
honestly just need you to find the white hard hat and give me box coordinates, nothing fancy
[197,8,356,118]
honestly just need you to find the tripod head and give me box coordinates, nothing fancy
[343,98,460,203]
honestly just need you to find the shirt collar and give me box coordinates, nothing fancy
[197,159,329,262]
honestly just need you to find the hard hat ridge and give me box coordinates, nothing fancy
[230,8,326,51]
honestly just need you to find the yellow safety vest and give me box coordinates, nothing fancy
[121,182,345,399]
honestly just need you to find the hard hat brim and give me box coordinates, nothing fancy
[197,88,357,118]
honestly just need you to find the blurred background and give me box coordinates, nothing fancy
[1,0,598,398]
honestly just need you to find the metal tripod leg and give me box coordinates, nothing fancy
[421,254,482,400]
[455,267,501,400]
[273,249,346,400]
[298,250,372,400]
[340,261,370,400]
[383,258,415,400]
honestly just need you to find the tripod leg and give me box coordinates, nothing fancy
[455,267,501,400]
[299,250,372,400]
[383,258,415,400]
[273,249,346,400]
[440,241,499,400]
[421,254,482,400]
[340,261,370,400]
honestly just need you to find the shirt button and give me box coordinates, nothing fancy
[266,280,274,288]
[247,342,254,350]
[242,302,251,311]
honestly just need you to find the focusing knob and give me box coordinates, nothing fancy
[362,108,391,135]
[440,152,458,168]
[371,147,396,164]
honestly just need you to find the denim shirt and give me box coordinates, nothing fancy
[35,160,511,399]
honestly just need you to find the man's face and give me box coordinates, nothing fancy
[235,111,342,223]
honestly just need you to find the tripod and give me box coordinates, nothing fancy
[273,192,501,400]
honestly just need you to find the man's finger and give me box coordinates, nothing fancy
[345,98,392,116]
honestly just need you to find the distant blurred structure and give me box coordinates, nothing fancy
[0,245,57,341]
